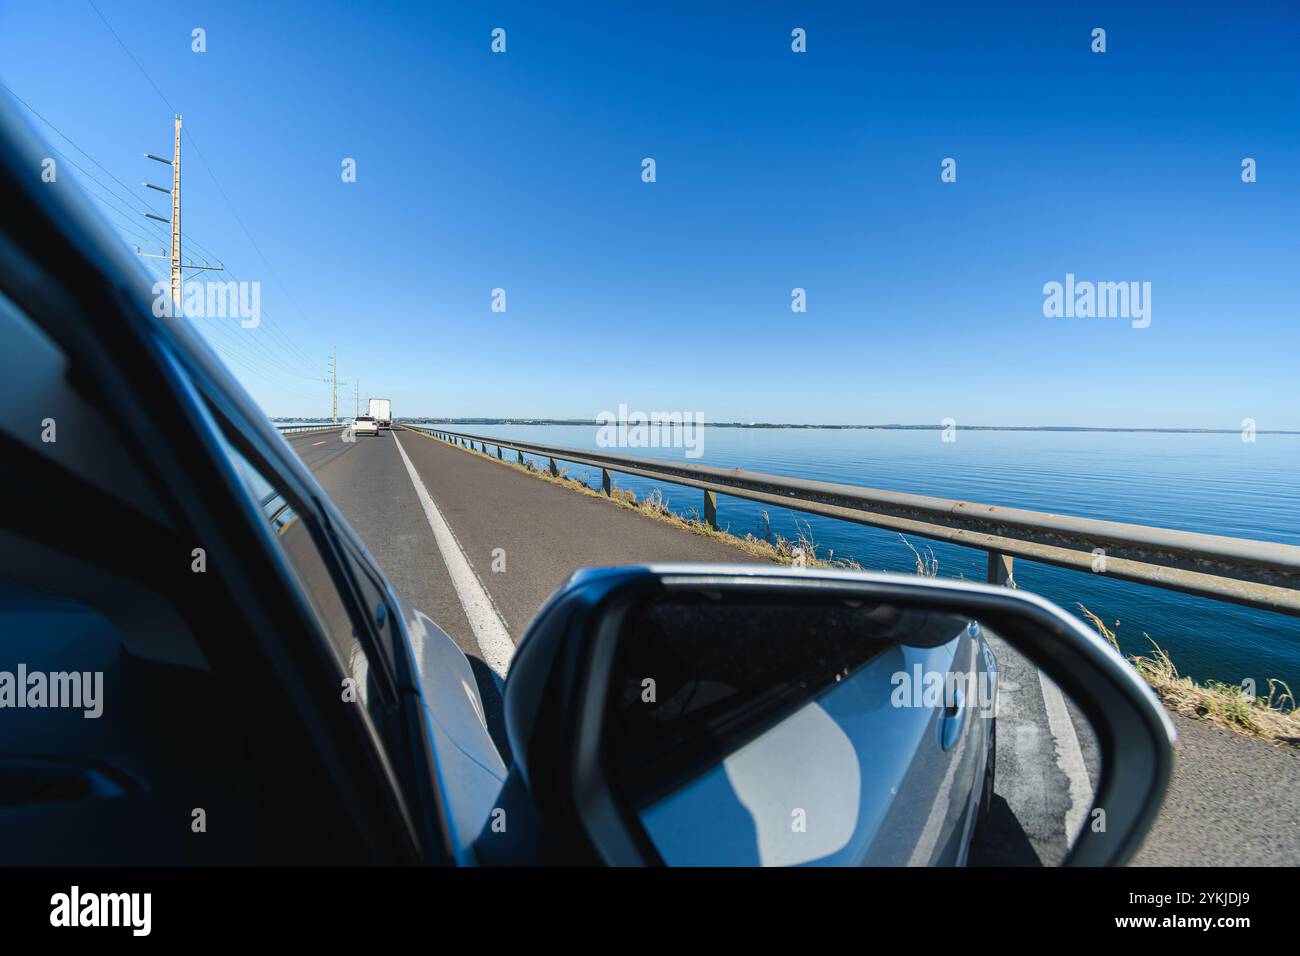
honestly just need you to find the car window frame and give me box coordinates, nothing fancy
[210,418,403,720]
[201,414,454,862]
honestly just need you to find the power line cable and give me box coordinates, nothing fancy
[4,93,323,380]
[138,258,327,402]
[82,2,323,373]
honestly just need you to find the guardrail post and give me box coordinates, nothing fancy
[518,450,525,465]
[498,445,503,459]
[549,457,559,477]
[987,550,1015,588]
[704,490,718,529]
[601,468,611,496]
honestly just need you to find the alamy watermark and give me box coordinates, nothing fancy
[50,886,150,936]
[1042,273,1150,329]
[891,665,995,713]
[596,404,705,459]
[152,279,261,328]
[0,665,103,718]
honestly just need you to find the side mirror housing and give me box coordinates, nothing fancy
[496,564,1174,866]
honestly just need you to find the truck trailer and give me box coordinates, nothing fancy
[367,398,392,430]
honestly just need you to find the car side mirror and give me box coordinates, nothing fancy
[500,565,1174,866]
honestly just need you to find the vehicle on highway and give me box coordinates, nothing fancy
[352,415,380,437]
[0,97,1174,867]
[367,398,391,430]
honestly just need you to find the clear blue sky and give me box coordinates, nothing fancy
[2,1,1296,427]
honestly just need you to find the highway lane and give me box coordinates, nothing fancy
[279,426,1297,866]
[391,427,770,634]
[288,430,359,472]
[281,427,512,752]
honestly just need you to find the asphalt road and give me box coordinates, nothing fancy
[1131,714,1300,866]
[971,633,1101,866]
[282,426,1298,866]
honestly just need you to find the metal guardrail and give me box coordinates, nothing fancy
[400,424,1300,617]
[274,423,342,435]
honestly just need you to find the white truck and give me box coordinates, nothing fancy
[367,398,392,430]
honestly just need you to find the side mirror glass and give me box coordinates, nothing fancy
[616,592,1098,866]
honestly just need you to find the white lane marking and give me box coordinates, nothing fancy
[393,433,515,679]
[1037,669,1093,841]
[312,441,327,446]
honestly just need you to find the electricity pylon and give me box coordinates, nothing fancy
[138,115,222,312]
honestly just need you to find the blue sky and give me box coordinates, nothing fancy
[1,1,1296,427]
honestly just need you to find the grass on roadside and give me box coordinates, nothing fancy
[1076,605,1299,748]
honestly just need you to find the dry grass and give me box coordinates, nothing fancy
[1076,605,1299,748]
[897,533,939,577]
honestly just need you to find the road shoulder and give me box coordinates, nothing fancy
[1133,713,1299,866]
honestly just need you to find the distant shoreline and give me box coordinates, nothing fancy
[271,417,1300,435]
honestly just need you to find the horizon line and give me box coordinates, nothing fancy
[270,416,1300,435]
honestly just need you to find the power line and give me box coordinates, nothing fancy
[85,0,177,114]
[81,1,322,374]
[24,4,334,405]
[129,119,326,383]
[139,260,329,382]
[180,129,319,370]
[0,87,325,384]
[2,81,162,218]
[79,187,168,247]
[0,86,175,250]
[0,79,227,273]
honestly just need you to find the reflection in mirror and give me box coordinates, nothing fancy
[610,592,1101,866]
